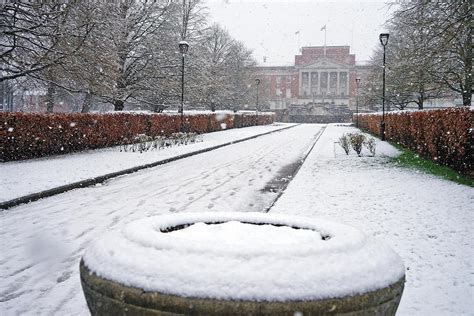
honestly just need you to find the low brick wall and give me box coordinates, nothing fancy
[355,108,473,176]
[0,111,275,161]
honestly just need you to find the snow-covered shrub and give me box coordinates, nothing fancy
[349,133,366,156]
[121,132,201,153]
[364,137,377,157]
[338,134,351,155]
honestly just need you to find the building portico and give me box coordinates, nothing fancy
[254,45,367,122]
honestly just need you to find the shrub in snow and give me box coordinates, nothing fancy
[337,133,351,155]
[81,212,405,315]
[356,108,472,175]
[0,112,275,161]
[121,132,201,153]
[349,133,366,156]
[364,137,377,157]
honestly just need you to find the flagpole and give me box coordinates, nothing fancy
[298,32,300,52]
[324,26,327,56]
[321,24,327,56]
[295,30,301,53]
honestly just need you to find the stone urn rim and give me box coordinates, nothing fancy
[82,212,405,302]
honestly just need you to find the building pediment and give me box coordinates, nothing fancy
[300,58,349,70]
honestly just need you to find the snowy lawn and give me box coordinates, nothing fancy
[271,125,474,315]
[0,123,472,315]
[0,123,295,202]
[0,124,321,315]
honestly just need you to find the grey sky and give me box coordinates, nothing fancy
[204,0,397,65]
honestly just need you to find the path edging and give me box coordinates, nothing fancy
[264,126,326,213]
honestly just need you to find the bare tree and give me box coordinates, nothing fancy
[1,3,91,82]
[189,24,256,112]
[388,1,472,107]
[84,0,176,111]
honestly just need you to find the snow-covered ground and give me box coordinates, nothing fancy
[0,123,472,315]
[0,123,294,202]
[271,125,474,315]
[0,124,321,315]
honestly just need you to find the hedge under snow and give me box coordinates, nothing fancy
[83,212,405,301]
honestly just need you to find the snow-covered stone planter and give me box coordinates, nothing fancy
[80,212,405,315]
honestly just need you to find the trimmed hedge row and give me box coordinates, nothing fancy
[356,108,473,176]
[1,112,275,161]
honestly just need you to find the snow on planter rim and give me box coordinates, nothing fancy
[83,212,405,302]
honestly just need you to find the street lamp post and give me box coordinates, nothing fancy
[178,40,189,132]
[255,78,260,125]
[356,77,361,128]
[379,33,389,140]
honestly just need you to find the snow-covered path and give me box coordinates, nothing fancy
[271,125,474,315]
[0,124,322,315]
[0,123,295,202]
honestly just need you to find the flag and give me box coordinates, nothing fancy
[321,25,326,31]
[295,30,300,35]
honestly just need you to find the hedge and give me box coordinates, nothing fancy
[1,111,275,162]
[355,108,473,176]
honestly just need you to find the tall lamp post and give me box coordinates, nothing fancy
[379,33,389,140]
[178,40,189,132]
[355,77,361,128]
[255,78,260,125]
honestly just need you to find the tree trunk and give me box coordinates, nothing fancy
[462,90,471,107]
[462,3,472,106]
[153,103,164,113]
[114,99,124,111]
[45,82,55,113]
[418,97,424,110]
[81,92,92,113]
[462,43,472,106]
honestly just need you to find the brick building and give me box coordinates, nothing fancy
[255,46,369,123]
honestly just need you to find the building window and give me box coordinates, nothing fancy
[311,72,318,95]
[339,72,348,97]
[301,72,309,97]
[302,72,309,85]
[329,72,338,96]
[320,72,328,96]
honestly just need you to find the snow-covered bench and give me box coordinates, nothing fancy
[80,212,405,315]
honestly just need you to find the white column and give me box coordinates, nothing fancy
[316,72,320,96]
[320,72,325,96]
[299,71,302,96]
[346,73,349,95]
[327,72,330,92]
[308,71,312,97]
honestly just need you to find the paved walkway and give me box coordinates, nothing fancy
[1,123,295,203]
